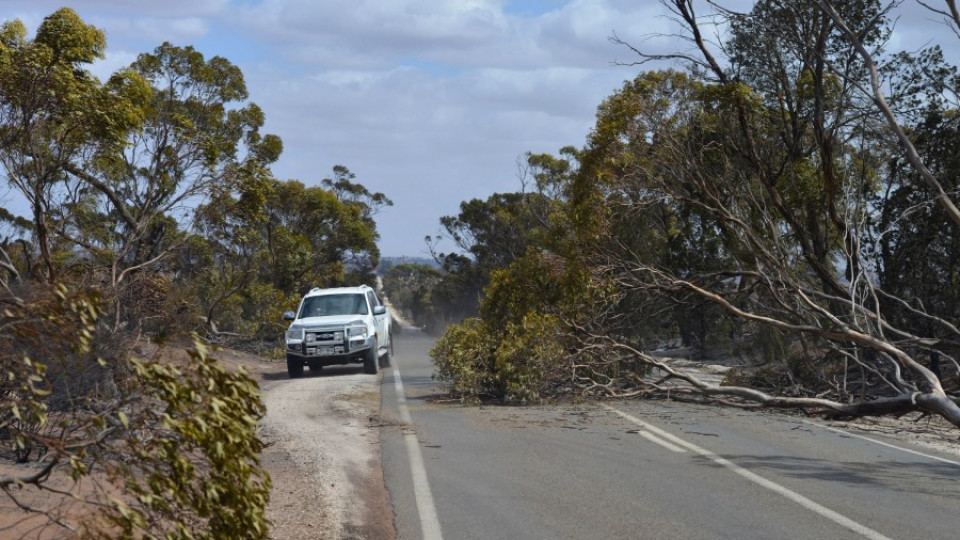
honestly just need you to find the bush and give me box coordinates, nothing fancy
[0,285,271,539]
[430,249,575,403]
[492,313,567,403]
[431,318,496,401]
[104,339,271,539]
[431,313,567,404]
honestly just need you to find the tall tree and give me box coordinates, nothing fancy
[190,170,390,336]
[0,9,143,282]
[62,42,280,291]
[558,0,960,424]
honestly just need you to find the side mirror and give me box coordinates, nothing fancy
[373,305,387,316]
[282,311,296,321]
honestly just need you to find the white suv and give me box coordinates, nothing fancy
[282,285,392,378]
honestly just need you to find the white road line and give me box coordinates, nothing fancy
[602,404,893,540]
[800,419,960,467]
[637,430,687,453]
[392,366,444,540]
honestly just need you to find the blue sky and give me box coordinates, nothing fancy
[0,1,955,257]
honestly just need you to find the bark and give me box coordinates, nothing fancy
[0,246,19,289]
[814,0,960,227]
[580,331,960,427]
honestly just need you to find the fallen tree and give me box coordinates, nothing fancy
[433,1,960,430]
[567,0,960,425]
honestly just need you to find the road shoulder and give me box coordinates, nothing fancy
[215,347,395,540]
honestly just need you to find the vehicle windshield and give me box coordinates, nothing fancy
[299,293,368,318]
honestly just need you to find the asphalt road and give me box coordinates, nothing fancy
[380,329,960,540]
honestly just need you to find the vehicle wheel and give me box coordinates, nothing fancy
[379,342,392,369]
[363,339,379,374]
[287,354,304,378]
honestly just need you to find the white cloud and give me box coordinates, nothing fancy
[7,1,955,255]
[230,0,667,71]
[233,0,508,55]
[91,15,210,44]
[88,50,140,81]
[13,0,231,18]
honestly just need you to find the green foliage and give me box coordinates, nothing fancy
[431,312,567,404]
[431,250,572,403]
[34,8,106,64]
[431,318,496,401]
[110,338,271,539]
[0,284,271,538]
[492,313,566,403]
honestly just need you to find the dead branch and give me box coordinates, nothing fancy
[0,456,58,488]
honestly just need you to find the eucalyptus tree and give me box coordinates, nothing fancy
[565,0,960,425]
[0,9,145,282]
[320,165,392,279]
[0,9,281,334]
[61,42,281,303]
[190,169,390,337]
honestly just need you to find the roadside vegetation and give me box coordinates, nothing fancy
[0,8,388,537]
[423,0,960,428]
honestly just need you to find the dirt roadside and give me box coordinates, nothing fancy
[215,348,395,540]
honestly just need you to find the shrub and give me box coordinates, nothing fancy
[492,313,567,403]
[103,339,271,539]
[431,313,567,404]
[431,250,574,403]
[0,284,271,539]
[431,318,496,401]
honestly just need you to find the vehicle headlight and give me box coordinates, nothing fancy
[285,326,303,341]
[347,322,368,338]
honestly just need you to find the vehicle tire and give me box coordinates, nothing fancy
[287,354,304,378]
[379,342,392,369]
[363,339,380,374]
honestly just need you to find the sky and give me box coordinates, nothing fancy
[0,1,955,258]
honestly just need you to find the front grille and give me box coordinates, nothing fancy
[301,326,349,355]
[304,328,344,342]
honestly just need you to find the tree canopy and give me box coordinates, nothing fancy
[0,9,390,536]
[430,0,960,427]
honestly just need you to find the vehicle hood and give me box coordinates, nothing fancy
[291,315,367,328]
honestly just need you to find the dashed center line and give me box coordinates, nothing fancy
[637,430,687,453]
[603,404,893,540]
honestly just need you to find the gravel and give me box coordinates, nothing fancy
[217,348,395,540]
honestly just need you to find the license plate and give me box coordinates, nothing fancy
[319,347,335,355]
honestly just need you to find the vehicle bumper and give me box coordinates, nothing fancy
[285,336,373,365]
